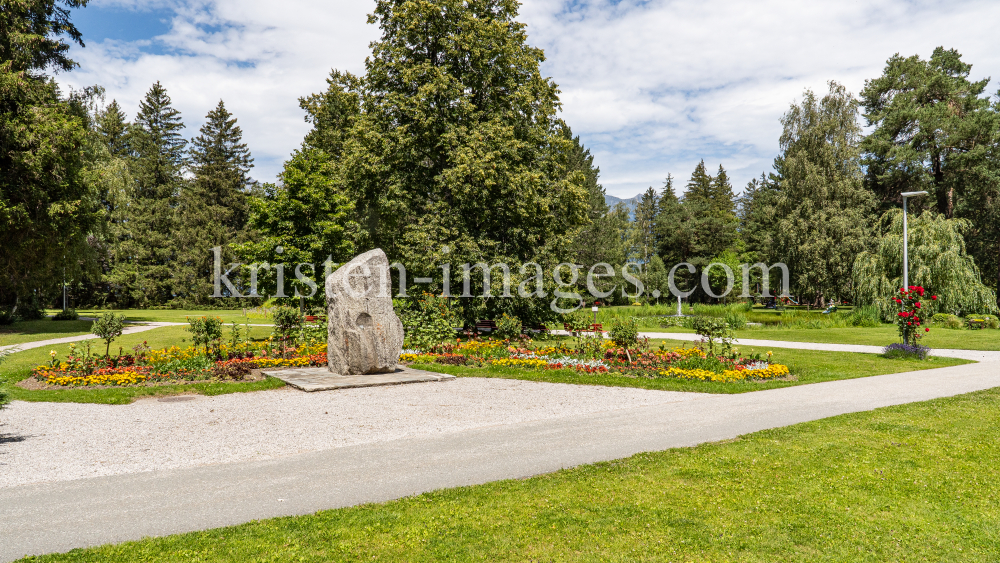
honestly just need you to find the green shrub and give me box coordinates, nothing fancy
[92,312,127,357]
[609,316,640,349]
[401,293,461,351]
[52,308,79,321]
[187,316,224,356]
[494,313,523,340]
[691,316,734,355]
[562,311,590,331]
[933,314,964,329]
[271,307,302,356]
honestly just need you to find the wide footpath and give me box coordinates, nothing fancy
[1,334,999,561]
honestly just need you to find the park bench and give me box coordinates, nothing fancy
[475,319,497,332]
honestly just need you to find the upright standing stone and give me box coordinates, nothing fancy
[326,249,404,375]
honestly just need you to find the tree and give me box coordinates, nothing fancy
[286,0,591,323]
[655,174,692,265]
[119,82,186,306]
[348,0,588,267]
[861,47,999,219]
[680,161,739,271]
[631,186,659,265]
[853,210,997,318]
[174,100,254,305]
[0,0,102,316]
[236,147,357,305]
[771,81,876,305]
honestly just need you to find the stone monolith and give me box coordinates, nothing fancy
[325,249,404,375]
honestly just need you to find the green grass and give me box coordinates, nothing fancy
[43,308,270,324]
[0,325,283,404]
[732,326,1000,351]
[0,319,94,346]
[414,338,971,394]
[24,387,1000,562]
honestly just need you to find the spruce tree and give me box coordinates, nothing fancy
[175,100,254,305]
[95,99,129,157]
[631,186,659,266]
[123,81,186,306]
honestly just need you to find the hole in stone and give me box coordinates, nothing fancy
[356,312,372,330]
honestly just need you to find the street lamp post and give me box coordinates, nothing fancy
[900,191,928,291]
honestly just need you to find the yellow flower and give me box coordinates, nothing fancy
[49,350,57,358]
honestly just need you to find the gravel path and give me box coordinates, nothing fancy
[0,379,704,488]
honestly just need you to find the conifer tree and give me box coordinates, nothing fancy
[95,99,129,157]
[120,81,186,306]
[631,186,660,266]
[174,100,254,305]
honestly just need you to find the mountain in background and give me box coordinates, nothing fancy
[604,193,642,219]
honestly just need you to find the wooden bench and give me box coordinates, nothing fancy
[475,319,497,332]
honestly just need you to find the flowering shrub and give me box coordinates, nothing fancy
[893,286,936,346]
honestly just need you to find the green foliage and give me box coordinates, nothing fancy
[235,146,357,305]
[174,100,254,306]
[724,309,747,330]
[770,81,875,302]
[562,311,590,332]
[853,210,997,318]
[271,306,302,355]
[847,305,881,328]
[283,0,590,323]
[52,309,80,321]
[115,81,186,306]
[0,1,103,313]
[401,294,461,351]
[186,316,223,356]
[608,317,639,349]
[691,316,734,355]
[494,313,523,340]
[91,312,126,356]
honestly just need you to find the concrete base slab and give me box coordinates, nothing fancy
[264,366,455,392]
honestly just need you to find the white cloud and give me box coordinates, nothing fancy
[62,0,1000,196]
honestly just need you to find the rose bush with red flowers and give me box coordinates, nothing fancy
[894,286,936,346]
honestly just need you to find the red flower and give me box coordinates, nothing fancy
[925,328,930,332]
[932,295,937,300]
[907,322,912,326]
[915,302,921,308]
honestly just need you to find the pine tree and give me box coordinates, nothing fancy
[121,81,186,306]
[174,100,254,305]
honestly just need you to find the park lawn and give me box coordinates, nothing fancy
[735,326,1000,351]
[0,320,94,346]
[0,325,283,405]
[414,338,971,394]
[24,387,1000,562]
[43,309,271,324]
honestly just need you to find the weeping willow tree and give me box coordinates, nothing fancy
[853,209,997,319]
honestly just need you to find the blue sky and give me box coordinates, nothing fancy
[60,0,1000,198]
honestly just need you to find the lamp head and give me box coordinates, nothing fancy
[901,191,929,198]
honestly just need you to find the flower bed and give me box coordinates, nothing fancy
[401,336,790,382]
[32,340,329,387]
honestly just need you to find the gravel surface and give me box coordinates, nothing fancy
[0,379,705,488]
